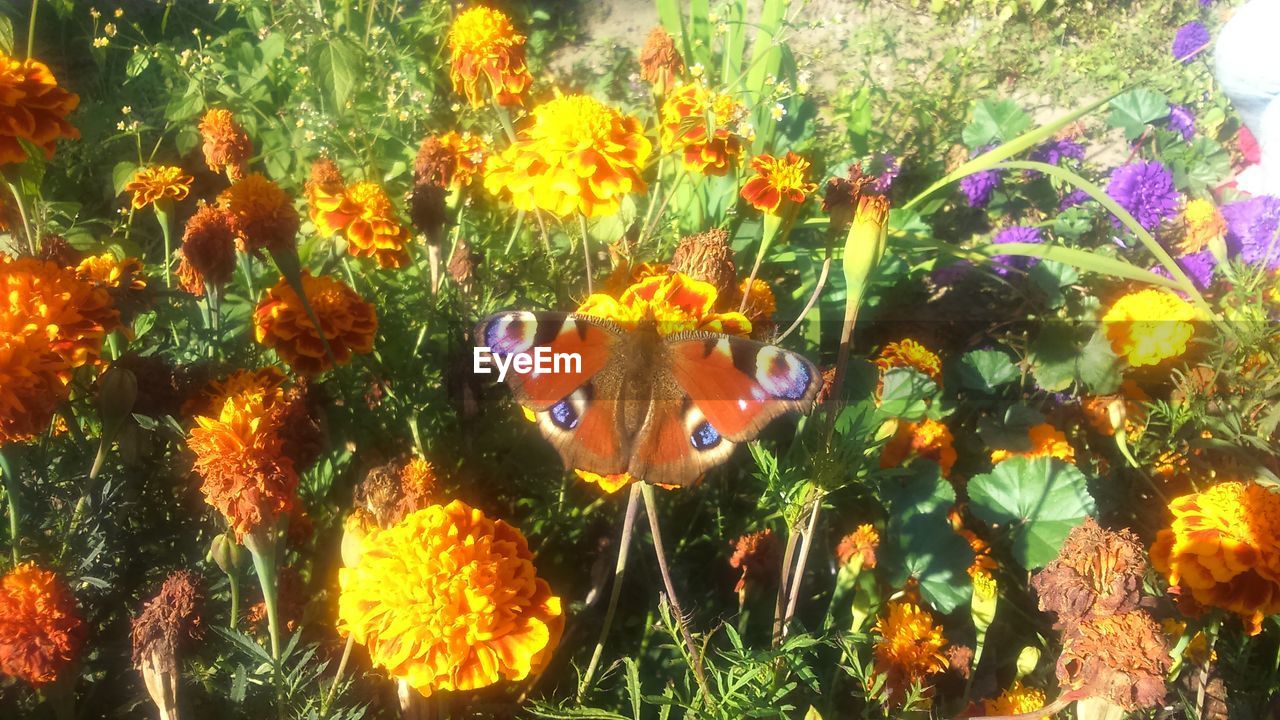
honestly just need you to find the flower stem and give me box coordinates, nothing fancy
[578,213,594,295]
[154,202,174,289]
[243,529,282,660]
[780,490,822,638]
[0,449,19,564]
[740,213,781,313]
[322,635,355,714]
[5,180,36,255]
[578,482,641,699]
[26,0,38,60]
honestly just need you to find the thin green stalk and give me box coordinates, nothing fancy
[5,180,35,255]
[780,490,822,638]
[228,570,240,629]
[771,526,798,646]
[322,635,355,714]
[0,449,18,564]
[154,202,174,288]
[26,0,38,60]
[578,483,642,699]
[578,213,595,294]
[238,252,256,301]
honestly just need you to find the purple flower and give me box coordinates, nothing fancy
[990,226,1044,276]
[1222,195,1280,269]
[1030,138,1086,167]
[1167,104,1195,141]
[961,170,1000,208]
[870,154,901,194]
[1172,21,1210,63]
[1105,161,1181,232]
[1059,188,1092,210]
[1151,250,1217,289]
[931,260,974,285]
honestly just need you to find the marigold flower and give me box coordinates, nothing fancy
[1102,288,1199,368]
[0,329,69,445]
[1150,481,1280,635]
[0,563,84,686]
[125,166,193,210]
[740,152,817,216]
[880,418,957,477]
[483,94,651,218]
[305,158,346,235]
[219,173,300,253]
[670,228,736,299]
[447,6,532,108]
[177,204,237,296]
[660,82,744,175]
[1056,609,1168,711]
[198,109,251,179]
[990,423,1075,464]
[356,457,440,526]
[729,529,778,593]
[440,131,486,187]
[0,52,79,165]
[577,272,750,336]
[875,339,943,384]
[313,181,412,269]
[836,524,879,570]
[639,27,684,94]
[871,601,948,706]
[737,277,776,329]
[598,261,671,298]
[253,271,377,375]
[981,681,1049,719]
[76,253,147,293]
[1177,198,1226,256]
[0,256,120,368]
[1031,517,1145,626]
[337,500,564,696]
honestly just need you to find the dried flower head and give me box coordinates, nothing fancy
[130,570,203,673]
[670,228,736,299]
[198,109,251,179]
[639,27,684,93]
[0,51,80,164]
[177,203,237,296]
[218,173,300,253]
[0,563,84,686]
[447,6,532,107]
[729,529,778,593]
[253,271,377,375]
[1056,609,1168,711]
[447,236,478,292]
[1031,517,1146,626]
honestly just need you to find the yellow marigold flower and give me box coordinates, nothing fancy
[660,81,745,175]
[187,379,297,540]
[1161,618,1216,666]
[75,252,147,292]
[0,563,84,686]
[447,6,532,108]
[836,524,879,570]
[879,418,958,477]
[1176,198,1226,255]
[253,271,377,375]
[0,256,120,368]
[990,422,1075,464]
[304,157,346,235]
[0,329,69,445]
[599,261,671,298]
[1153,448,1192,484]
[125,165,193,210]
[639,26,684,94]
[312,181,412,269]
[740,152,817,216]
[737,277,776,327]
[577,272,751,336]
[337,500,564,696]
[198,109,251,180]
[177,204,238,296]
[219,173,300,253]
[1150,481,1280,635]
[981,681,1048,719]
[483,94,651,218]
[875,338,942,384]
[1102,288,1199,368]
[871,601,948,707]
[0,51,79,165]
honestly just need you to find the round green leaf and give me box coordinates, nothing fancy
[968,457,1096,569]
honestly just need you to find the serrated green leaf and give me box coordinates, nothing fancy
[315,37,362,111]
[881,464,973,613]
[963,99,1031,148]
[878,368,937,421]
[1107,88,1170,141]
[958,349,1020,393]
[0,16,13,55]
[968,457,1096,569]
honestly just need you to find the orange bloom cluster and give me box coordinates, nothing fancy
[0,328,68,444]
[76,253,147,293]
[577,272,751,336]
[740,152,817,216]
[198,109,251,180]
[1151,481,1280,635]
[219,173,300,253]
[0,255,120,368]
[0,563,84,686]
[880,418,957,477]
[875,339,943,385]
[737,277,777,330]
[186,371,297,540]
[447,6,532,108]
[660,82,745,175]
[338,500,563,696]
[981,682,1048,718]
[311,180,412,268]
[639,27,684,94]
[871,601,948,706]
[440,131,486,187]
[484,94,651,218]
[0,51,79,164]
[836,524,880,570]
[177,204,238,296]
[125,166,193,210]
[253,271,377,375]
[990,423,1075,464]
[1176,199,1225,256]
[729,529,777,593]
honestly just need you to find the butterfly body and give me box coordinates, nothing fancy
[476,310,821,487]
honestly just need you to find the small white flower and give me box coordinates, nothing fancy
[770,103,786,121]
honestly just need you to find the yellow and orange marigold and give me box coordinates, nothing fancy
[1150,481,1280,635]
[741,152,817,216]
[0,256,120,368]
[875,339,943,385]
[871,601,948,706]
[311,181,412,269]
[0,329,69,445]
[981,681,1049,719]
[577,271,751,336]
[990,422,1075,464]
[75,252,147,293]
[337,500,564,696]
[198,109,251,180]
[447,6,532,108]
[125,166,193,210]
[737,277,777,330]
[484,94,651,218]
[0,51,79,165]
[660,82,745,175]
[1102,288,1199,368]
[879,418,958,477]
[253,271,377,375]
[0,563,85,686]
[219,173,300,253]
[836,524,880,570]
[1176,198,1226,256]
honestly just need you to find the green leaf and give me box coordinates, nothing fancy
[315,37,362,111]
[164,78,204,123]
[125,52,150,79]
[958,349,1020,393]
[968,457,1096,569]
[1107,88,1170,141]
[882,465,973,613]
[112,161,138,197]
[0,15,12,55]
[878,368,937,421]
[963,99,1031,148]
[1028,323,1122,394]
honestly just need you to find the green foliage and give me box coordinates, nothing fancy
[968,457,1096,568]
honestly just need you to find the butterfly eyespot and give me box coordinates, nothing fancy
[756,347,812,400]
[549,398,580,430]
[690,420,722,451]
[488,312,537,356]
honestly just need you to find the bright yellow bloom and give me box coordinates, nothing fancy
[0,51,79,164]
[1102,288,1198,367]
[990,422,1075,464]
[253,271,377,375]
[125,165,193,210]
[1150,481,1280,635]
[337,500,564,696]
[740,152,817,215]
[875,338,942,384]
[577,272,751,336]
[484,94,651,218]
[0,329,68,445]
[871,601,948,706]
[0,256,120,368]
[219,173,300,253]
[1161,618,1216,665]
[981,681,1048,719]
[311,181,412,269]
[660,81,744,175]
[1176,198,1225,256]
[880,418,957,477]
[0,563,84,686]
[447,6,532,108]
[75,253,147,292]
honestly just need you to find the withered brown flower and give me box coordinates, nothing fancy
[447,236,478,293]
[1030,517,1146,626]
[130,570,203,673]
[1056,609,1168,711]
[639,27,684,94]
[728,529,778,593]
[671,228,736,301]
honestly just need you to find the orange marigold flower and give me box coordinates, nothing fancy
[0,52,79,165]
[187,378,297,540]
[740,152,817,216]
[253,271,377,375]
[1056,609,1169,711]
[447,6,532,108]
[305,158,346,235]
[981,681,1049,719]
[400,457,437,505]
[1176,198,1225,256]
[639,26,684,94]
[737,278,776,327]
[483,94,651,218]
[440,131,486,187]
[836,524,879,570]
[1102,288,1199,368]
[950,507,998,575]
[312,181,412,269]
[0,329,69,445]
[1150,481,1280,635]
[990,423,1075,464]
[660,82,745,175]
[76,253,147,292]
[177,204,237,296]
[0,256,120,368]
[871,601,948,707]
[198,109,251,180]
[337,500,564,696]
[879,418,957,477]
[125,165,193,210]
[577,272,751,336]
[1081,379,1149,438]
[0,563,84,686]
[729,529,778,593]
[875,339,942,384]
[219,173,300,253]
[598,261,671,298]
